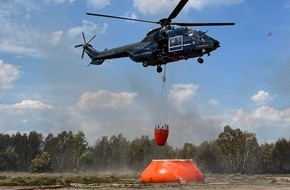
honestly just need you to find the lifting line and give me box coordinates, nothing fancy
[156,64,168,126]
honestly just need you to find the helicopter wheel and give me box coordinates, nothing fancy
[156,66,163,73]
[142,62,148,67]
[197,57,204,64]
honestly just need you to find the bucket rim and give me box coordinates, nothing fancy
[151,159,193,162]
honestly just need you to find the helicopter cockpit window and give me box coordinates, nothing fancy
[169,36,183,52]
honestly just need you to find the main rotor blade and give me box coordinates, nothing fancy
[172,22,235,26]
[75,44,83,48]
[168,0,188,20]
[86,13,157,24]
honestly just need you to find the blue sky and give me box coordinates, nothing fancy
[1,0,290,147]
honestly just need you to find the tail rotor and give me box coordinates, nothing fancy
[75,32,96,59]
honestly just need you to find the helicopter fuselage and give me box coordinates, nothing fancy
[84,26,220,72]
[76,0,234,73]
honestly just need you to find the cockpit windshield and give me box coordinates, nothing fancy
[188,30,208,40]
[196,30,207,37]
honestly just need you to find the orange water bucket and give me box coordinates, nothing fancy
[154,124,169,146]
[141,159,205,183]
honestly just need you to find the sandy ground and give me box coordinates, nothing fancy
[1,173,290,189]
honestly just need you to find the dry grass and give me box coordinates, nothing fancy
[0,172,138,187]
[1,172,290,189]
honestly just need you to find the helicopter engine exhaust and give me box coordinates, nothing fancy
[159,27,168,38]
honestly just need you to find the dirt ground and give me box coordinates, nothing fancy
[95,174,290,190]
[1,173,290,190]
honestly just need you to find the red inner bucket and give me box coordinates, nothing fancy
[154,124,169,146]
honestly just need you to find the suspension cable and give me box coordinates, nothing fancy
[156,65,168,125]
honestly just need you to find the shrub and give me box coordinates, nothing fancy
[30,152,53,173]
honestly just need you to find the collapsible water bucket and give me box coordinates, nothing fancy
[141,159,205,183]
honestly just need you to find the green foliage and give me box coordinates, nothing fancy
[72,130,88,173]
[30,152,52,173]
[177,143,197,159]
[196,140,225,173]
[217,125,259,174]
[259,142,278,173]
[272,138,290,173]
[1,127,290,174]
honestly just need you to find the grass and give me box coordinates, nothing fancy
[0,172,140,187]
[1,172,290,189]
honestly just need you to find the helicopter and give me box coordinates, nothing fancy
[75,0,235,73]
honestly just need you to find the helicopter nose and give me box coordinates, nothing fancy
[213,39,220,48]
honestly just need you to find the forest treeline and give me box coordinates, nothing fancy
[0,125,290,174]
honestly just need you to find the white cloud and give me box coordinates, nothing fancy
[208,98,220,106]
[67,20,108,39]
[44,0,74,4]
[133,0,243,15]
[77,90,137,111]
[0,100,72,136]
[0,99,50,115]
[231,106,287,126]
[87,0,110,9]
[50,30,63,45]
[13,100,53,109]
[169,83,198,106]
[0,1,45,57]
[0,60,20,89]
[187,0,243,10]
[124,11,138,23]
[251,90,273,106]
[0,100,54,113]
[133,0,177,15]
[223,105,290,143]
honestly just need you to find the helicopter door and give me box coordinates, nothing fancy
[168,36,183,52]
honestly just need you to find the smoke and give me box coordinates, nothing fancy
[271,59,290,98]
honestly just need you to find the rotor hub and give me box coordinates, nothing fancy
[159,18,172,26]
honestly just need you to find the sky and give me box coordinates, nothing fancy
[1,0,290,147]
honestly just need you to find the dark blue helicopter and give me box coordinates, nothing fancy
[75,0,235,73]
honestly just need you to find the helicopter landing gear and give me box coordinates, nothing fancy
[142,62,148,67]
[197,57,204,64]
[156,66,163,73]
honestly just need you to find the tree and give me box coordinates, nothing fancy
[27,131,43,168]
[108,134,129,170]
[29,152,52,173]
[80,148,93,172]
[217,125,258,174]
[197,141,226,173]
[127,135,153,171]
[4,146,19,171]
[178,143,198,160]
[240,131,259,174]
[72,130,88,173]
[272,138,290,173]
[259,143,278,173]
[44,131,74,172]
[12,132,29,171]
[94,136,111,170]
